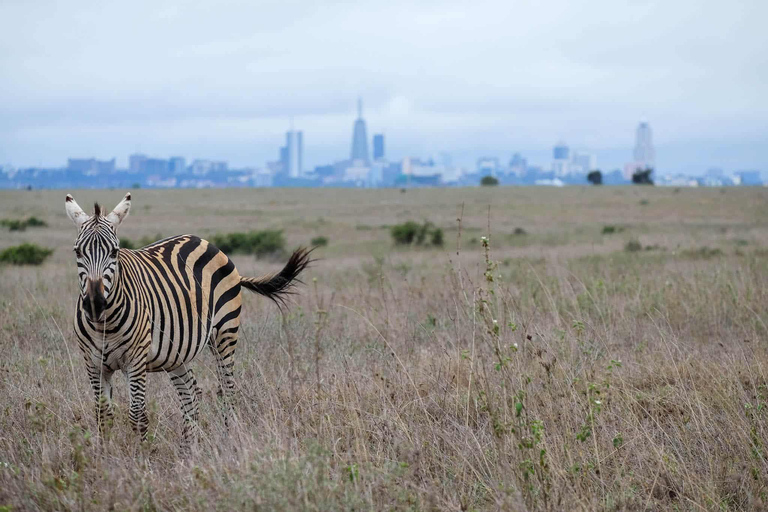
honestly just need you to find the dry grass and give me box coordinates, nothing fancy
[0,186,767,511]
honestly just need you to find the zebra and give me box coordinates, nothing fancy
[65,192,311,444]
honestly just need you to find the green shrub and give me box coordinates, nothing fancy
[480,175,499,186]
[0,217,47,231]
[602,225,625,234]
[430,228,444,247]
[681,246,723,259]
[0,243,53,265]
[311,236,329,247]
[210,230,285,257]
[391,221,420,245]
[624,240,643,252]
[391,221,443,247]
[513,227,527,236]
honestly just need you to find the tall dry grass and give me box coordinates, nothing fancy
[0,187,766,510]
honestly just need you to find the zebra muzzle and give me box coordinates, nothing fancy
[84,277,107,321]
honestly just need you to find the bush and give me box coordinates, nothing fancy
[632,168,654,185]
[0,217,47,231]
[430,228,444,247]
[210,230,285,257]
[0,243,53,265]
[480,176,499,186]
[311,236,329,247]
[602,225,625,234]
[587,170,603,185]
[681,246,723,259]
[513,227,527,236]
[391,221,420,245]
[391,221,443,247]
[624,240,643,252]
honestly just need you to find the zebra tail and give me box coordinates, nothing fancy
[239,247,313,307]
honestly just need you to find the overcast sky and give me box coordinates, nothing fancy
[1,0,766,174]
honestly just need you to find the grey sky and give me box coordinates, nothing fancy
[1,0,766,173]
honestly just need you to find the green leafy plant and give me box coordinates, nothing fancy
[0,216,47,231]
[390,221,443,247]
[311,236,329,247]
[0,243,53,265]
[210,230,285,257]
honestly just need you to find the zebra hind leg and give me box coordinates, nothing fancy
[209,325,239,428]
[169,364,202,448]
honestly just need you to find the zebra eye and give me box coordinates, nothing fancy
[110,248,119,259]
[74,247,82,258]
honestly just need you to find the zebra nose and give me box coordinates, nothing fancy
[85,277,107,321]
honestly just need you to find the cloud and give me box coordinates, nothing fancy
[0,0,766,172]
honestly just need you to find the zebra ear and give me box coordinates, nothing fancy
[65,194,89,228]
[106,192,131,229]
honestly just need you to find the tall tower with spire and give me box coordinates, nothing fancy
[350,97,369,165]
[633,121,655,168]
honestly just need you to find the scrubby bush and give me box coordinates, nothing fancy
[602,225,625,234]
[681,246,723,259]
[210,230,285,257]
[391,221,420,245]
[624,239,643,252]
[430,228,444,247]
[391,221,443,247]
[0,243,53,265]
[311,236,329,247]
[0,216,47,231]
[513,227,527,236]
[480,175,499,186]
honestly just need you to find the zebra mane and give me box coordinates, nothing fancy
[93,203,102,217]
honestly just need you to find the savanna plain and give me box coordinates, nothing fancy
[0,186,767,511]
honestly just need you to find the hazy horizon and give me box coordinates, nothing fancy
[1,0,767,175]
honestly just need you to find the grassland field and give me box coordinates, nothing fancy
[0,186,767,511]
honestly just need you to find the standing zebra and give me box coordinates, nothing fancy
[65,192,310,444]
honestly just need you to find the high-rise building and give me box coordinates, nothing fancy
[633,122,655,168]
[552,141,570,176]
[129,153,147,173]
[373,134,385,161]
[571,151,597,174]
[283,130,303,178]
[169,157,186,174]
[553,141,570,160]
[67,158,115,175]
[350,98,369,164]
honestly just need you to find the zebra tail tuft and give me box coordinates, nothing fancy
[239,247,314,308]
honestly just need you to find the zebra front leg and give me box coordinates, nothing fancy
[125,363,149,441]
[86,362,114,436]
[169,364,202,447]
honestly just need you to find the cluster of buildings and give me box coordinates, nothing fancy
[0,102,763,189]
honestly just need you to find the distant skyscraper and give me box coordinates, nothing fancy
[350,98,369,164]
[552,141,570,176]
[281,130,303,177]
[373,134,385,161]
[571,151,597,174]
[129,153,147,173]
[633,122,655,168]
[169,157,186,174]
[553,141,570,160]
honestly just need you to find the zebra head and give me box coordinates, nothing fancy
[65,193,131,322]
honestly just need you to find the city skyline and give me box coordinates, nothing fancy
[1,1,767,175]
